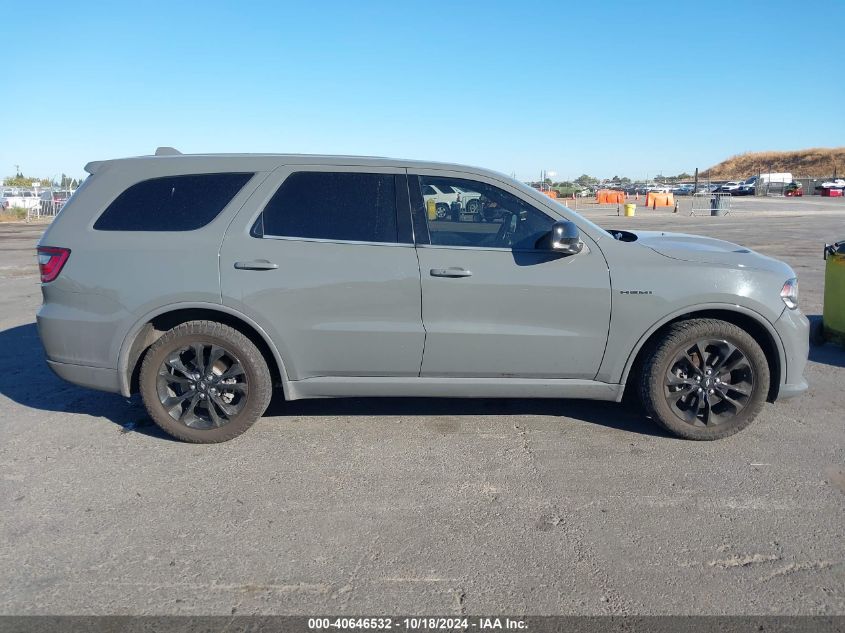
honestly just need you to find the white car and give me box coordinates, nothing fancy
[821,179,845,189]
[422,182,482,219]
[647,185,671,193]
[0,190,41,210]
[716,181,743,193]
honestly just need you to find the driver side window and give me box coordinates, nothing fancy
[412,176,554,250]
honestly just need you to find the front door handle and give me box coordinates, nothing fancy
[234,259,278,271]
[430,267,472,278]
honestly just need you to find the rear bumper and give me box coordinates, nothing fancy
[46,359,121,394]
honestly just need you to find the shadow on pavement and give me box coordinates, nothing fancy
[0,322,172,440]
[0,321,669,440]
[265,392,670,439]
[809,344,845,368]
[808,314,845,368]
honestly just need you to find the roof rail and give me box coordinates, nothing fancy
[154,147,182,156]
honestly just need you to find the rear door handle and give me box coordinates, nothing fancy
[430,267,472,278]
[234,260,278,271]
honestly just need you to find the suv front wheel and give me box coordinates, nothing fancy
[639,319,770,440]
[139,320,273,443]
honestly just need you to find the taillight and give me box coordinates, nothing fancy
[37,246,71,283]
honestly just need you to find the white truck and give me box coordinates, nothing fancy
[745,173,793,185]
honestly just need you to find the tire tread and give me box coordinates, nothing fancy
[639,318,769,440]
[139,320,273,443]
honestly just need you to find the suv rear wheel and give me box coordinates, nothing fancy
[139,320,272,443]
[639,319,770,440]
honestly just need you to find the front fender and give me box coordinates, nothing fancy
[600,302,787,393]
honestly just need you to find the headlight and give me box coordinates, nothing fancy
[780,278,799,310]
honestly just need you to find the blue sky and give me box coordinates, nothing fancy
[2,0,842,182]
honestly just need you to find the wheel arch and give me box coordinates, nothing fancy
[620,305,785,403]
[118,303,290,399]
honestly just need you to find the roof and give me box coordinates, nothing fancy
[84,148,510,184]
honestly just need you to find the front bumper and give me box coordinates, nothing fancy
[778,378,809,399]
[773,307,810,401]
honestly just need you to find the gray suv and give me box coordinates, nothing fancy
[36,149,809,442]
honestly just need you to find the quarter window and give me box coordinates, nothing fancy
[257,172,399,243]
[94,173,253,231]
[412,176,553,249]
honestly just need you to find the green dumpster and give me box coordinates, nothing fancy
[822,241,845,345]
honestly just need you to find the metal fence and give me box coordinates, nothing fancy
[794,178,831,195]
[689,192,731,216]
[715,176,840,197]
[26,200,65,221]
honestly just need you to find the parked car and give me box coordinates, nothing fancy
[36,149,809,443]
[784,182,803,197]
[1,190,41,210]
[672,185,694,196]
[421,182,482,220]
[647,185,671,193]
[715,181,742,193]
[732,184,756,196]
[39,190,72,213]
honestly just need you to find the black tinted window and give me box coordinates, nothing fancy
[259,172,398,243]
[94,173,253,231]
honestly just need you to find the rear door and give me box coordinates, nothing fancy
[220,166,425,380]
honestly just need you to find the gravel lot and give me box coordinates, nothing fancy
[1,196,844,615]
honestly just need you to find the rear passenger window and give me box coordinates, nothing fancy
[94,173,253,231]
[257,172,398,243]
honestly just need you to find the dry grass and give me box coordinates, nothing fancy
[0,208,28,222]
[702,147,845,179]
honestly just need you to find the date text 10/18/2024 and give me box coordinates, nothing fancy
[308,618,528,630]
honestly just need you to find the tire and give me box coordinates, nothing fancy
[139,320,273,443]
[436,203,449,219]
[639,319,769,440]
[466,199,480,214]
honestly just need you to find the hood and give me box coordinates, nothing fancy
[631,231,793,274]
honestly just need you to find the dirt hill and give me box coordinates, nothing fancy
[702,147,845,179]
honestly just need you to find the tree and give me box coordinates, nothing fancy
[574,174,597,187]
[3,175,55,188]
[675,172,692,180]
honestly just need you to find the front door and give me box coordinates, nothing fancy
[410,172,611,380]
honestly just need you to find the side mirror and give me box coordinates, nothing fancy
[536,221,583,255]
